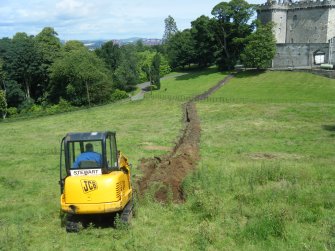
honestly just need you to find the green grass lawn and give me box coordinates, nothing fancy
[190,70,335,250]
[0,68,334,250]
[211,71,335,103]
[153,67,228,97]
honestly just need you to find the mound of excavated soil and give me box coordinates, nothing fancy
[137,75,233,203]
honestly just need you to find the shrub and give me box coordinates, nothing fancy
[57,98,72,112]
[111,89,129,102]
[29,104,43,113]
[18,98,34,112]
[7,107,18,117]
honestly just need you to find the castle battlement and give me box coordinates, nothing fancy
[258,0,335,44]
[258,0,335,10]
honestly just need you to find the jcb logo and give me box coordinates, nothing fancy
[81,180,98,193]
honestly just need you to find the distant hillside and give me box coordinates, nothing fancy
[61,38,162,50]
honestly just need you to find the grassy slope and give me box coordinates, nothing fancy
[0,69,334,250]
[0,99,185,250]
[154,67,227,97]
[0,68,226,250]
[193,71,335,250]
[211,71,335,103]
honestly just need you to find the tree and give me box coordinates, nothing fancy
[151,53,161,89]
[241,22,276,69]
[95,41,121,72]
[162,15,178,43]
[0,58,6,91]
[35,27,62,98]
[63,40,86,52]
[50,47,112,106]
[0,90,7,119]
[137,50,170,82]
[211,0,255,69]
[113,46,139,91]
[166,29,196,68]
[7,32,44,99]
[4,80,25,107]
[191,16,216,67]
[35,27,61,64]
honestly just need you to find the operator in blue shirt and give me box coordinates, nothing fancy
[73,143,102,168]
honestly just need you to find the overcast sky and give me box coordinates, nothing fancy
[0,0,264,40]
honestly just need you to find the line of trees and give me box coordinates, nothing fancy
[0,28,170,118]
[0,0,276,119]
[163,0,276,70]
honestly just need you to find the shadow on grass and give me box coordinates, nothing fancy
[63,213,119,231]
[235,69,267,78]
[322,125,335,132]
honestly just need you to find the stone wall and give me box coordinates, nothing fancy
[273,43,330,68]
[328,8,335,41]
[286,7,329,43]
[257,0,335,44]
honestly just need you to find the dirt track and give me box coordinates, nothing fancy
[137,75,234,202]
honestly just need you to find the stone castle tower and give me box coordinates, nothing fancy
[257,0,335,68]
[257,0,335,44]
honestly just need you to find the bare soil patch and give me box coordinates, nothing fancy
[137,75,234,202]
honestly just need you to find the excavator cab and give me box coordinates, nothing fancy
[59,131,133,232]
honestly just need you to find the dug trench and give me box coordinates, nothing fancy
[137,74,234,202]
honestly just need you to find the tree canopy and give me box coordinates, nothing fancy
[50,45,112,106]
[0,2,278,119]
[241,22,276,69]
[211,0,255,69]
[162,15,178,43]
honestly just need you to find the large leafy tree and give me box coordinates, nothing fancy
[191,15,216,67]
[241,22,276,69]
[50,44,112,106]
[113,45,139,91]
[95,41,121,72]
[6,32,44,99]
[212,0,255,69]
[35,27,61,64]
[166,29,196,69]
[35,27,62,98]
[151,53,161,89]
[162,15,178,43]
[63,40,86,52]
[4,80,25,107]
[0,40,26,108]
[0,58,5,88]
[137,51,170,82]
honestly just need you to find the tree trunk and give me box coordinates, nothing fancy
[85,80,91,106]
[25,79,30,99]
[215,25,230,60]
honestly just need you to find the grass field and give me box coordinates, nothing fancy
[193,71,335,250]
[211,71,335,103]
[0,68,334,250]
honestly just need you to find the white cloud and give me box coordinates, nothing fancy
[0,0,264,40]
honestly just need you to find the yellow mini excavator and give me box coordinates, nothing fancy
[59,131,133,232]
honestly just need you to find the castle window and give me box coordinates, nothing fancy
[293,15,297,21]
[314,51,325,65]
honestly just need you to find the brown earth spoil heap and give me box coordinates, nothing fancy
[137,75,234,202]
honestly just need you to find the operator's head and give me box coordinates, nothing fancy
[85,143,94,152]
